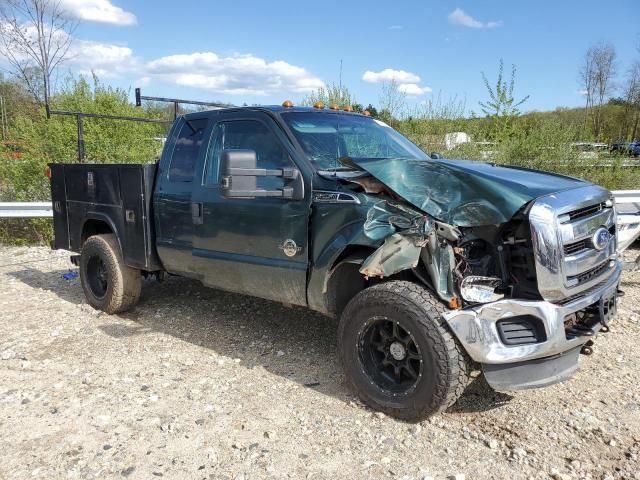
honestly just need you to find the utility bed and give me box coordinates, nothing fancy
[49,163,162,271]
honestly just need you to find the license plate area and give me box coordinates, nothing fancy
[564,287,618,339]
[598,290,617,326]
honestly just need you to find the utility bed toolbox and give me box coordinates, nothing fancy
[49,163,162,271]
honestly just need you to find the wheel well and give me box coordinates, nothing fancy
[326,244,428,316]
[327,245,375,316]
[81,219,113,245]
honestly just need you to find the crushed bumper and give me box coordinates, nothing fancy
[443,262,622,390]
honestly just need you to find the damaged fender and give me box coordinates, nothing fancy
[359,199,460,304]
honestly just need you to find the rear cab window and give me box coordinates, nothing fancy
[168,118,209,182]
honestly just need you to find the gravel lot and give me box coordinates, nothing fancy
[1,246,639,480]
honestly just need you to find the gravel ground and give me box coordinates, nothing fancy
[0,246,639,480]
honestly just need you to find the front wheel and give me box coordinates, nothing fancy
[338,281,470,421]
[80,234,141,314]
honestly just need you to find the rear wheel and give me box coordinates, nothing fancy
[338,281,470,421]
[80,234,141,314]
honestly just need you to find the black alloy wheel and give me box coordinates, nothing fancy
[86,255,109,299]
[358,316,423,395]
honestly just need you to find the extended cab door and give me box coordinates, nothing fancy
[190,111,311,305]
[154,116,211,276]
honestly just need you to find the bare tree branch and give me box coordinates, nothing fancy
[0,0,77,106]
[580,42,617,140]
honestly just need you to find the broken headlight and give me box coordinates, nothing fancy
[459,276,504,304]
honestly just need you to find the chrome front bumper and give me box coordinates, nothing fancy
[443,262,622,365]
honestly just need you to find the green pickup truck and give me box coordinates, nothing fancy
[49,103,621,420]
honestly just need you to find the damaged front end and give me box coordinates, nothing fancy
[356,196,528,312]
[320,155,585,310]
[321,155,623,391]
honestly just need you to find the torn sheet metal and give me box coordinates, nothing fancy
[363,200,430,241]
[421,235,457,303]
[360,234,424,278]
[360,200,430,278]
[347,157,587,227]
[359,199,460,303]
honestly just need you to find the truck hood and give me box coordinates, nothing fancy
[348,158,589,227]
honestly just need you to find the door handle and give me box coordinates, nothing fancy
[191,202,203,225]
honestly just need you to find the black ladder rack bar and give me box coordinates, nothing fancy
[135,88,234,119]
[46,107,171,163]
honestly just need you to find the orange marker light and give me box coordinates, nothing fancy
[45,166,52,178]
[343,105,353,112]
[313,101,324,109]
[282,99,294,108]
[329,103,339,110]
[363,110,371,116]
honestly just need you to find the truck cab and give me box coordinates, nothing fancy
[49,103,622,420]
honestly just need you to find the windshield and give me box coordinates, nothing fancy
[280,112,429,170]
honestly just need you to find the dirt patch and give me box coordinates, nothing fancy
[1,246,639,479]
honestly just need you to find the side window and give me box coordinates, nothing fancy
[168,118,209,182]
[203,119,292,188]
[203,122,224,186]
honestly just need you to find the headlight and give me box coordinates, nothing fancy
[460,276,504,304]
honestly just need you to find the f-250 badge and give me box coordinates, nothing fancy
[280,239,301,257]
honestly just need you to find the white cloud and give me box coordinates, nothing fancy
[362,68,420,84]
[362,68,431,96]
[0,21,137,79]
[60,0,137,26]
[146,52,325,96]
[136,76,151,87]
[388,25,404,30]
[0,22,327,97]
[448,8,501,29]
[398,83,432,95]
[69,39,137,78]
[577,89,588,96]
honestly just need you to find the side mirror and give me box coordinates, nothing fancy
[221,149,304,200]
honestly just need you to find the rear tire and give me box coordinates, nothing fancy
[80,234,141,314]
[338,280,470,421]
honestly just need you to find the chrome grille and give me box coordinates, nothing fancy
[564,240,587,255]
[566,202,606,221]
[529,186,618,303]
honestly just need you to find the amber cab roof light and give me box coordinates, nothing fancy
[329,103,339,110]
[343,105,353,112]
[313,101,324,109]
[282,99,294,108]
[362,110,371,116]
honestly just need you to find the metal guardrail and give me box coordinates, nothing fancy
[0,202,53,218]
[612,190,640,204]
[0,192,639,218]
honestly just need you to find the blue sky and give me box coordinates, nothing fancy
[44,0,639,113]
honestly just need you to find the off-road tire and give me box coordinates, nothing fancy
[338,280,470,421]
[80,234,141,314]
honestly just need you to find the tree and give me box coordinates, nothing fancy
[478,59,529,140]
[0,0,77,107]
[364,104,378,117]
[479,59,529,118]
[622,61,640,141]
[302,83,356,108]
[378,80,406,123]
[580,42,617,140]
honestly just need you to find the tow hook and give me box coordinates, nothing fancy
[600,325,610,333]
[580,340,594,356]
[617,289,625,297]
